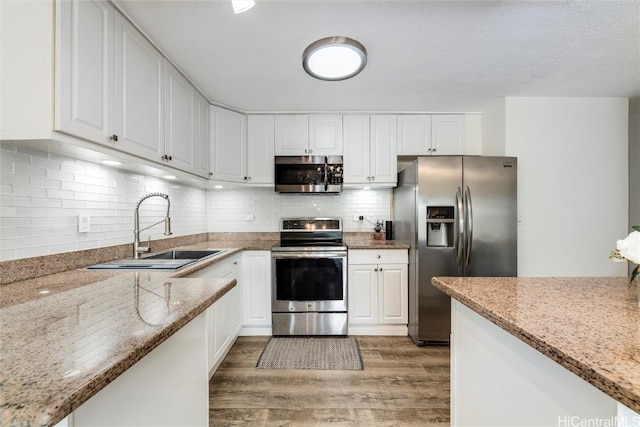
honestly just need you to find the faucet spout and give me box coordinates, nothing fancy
[134,193,172,259]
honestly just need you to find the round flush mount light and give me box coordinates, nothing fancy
[302,36,367,81]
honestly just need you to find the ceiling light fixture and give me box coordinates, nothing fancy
[303,36,367,81]
[232,0,255,14]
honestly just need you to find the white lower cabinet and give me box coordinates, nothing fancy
[186,253,242,378]
[348,249,408,335]
[240,250,272,336]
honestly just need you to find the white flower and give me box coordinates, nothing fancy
[616,230,640,265]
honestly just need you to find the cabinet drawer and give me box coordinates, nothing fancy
[348,249,408,265]
[187,258,233,279]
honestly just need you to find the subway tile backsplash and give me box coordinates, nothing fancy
[207,187,391,232]
[0,143,208,261]
[1,143,392,261]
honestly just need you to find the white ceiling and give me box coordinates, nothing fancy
[114,0,640,114]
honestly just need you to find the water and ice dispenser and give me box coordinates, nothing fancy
[426,206,454,247]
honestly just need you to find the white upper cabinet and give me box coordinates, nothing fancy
[274,115,308,155]
[343,115,396,187]
[274,115,342,156]
[113,13,165,162]
[55,0,114,145]
[55,0,205,176]
[210,106,247,182]
[194,93,210,178]
[397,114,466,155]
[246,115,275,184]
[164,62,194,172]
[397,115,432,155]
[308,114,343,155]
[431,115,466,155]
[369,115,397,185]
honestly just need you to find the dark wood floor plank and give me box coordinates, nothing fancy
[210,336,450,426]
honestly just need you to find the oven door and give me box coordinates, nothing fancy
[271,251,347,313]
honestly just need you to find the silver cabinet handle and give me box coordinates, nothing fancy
[371,176,375,181]
[109,134,118,142]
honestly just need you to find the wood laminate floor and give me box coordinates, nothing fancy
[209,336,450,426]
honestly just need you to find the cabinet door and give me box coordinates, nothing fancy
[274,115,309,155]
[194,93,210,178]
[397,115,431,155]
[210,106,246,182]
[242,251,272,326]
[343,115,370,184]
[164,61,194,172]
[55,0,114,145]
[309,114,343,155]
[431,115,465,155]
[114,14,164,161]
[378,264,408,324]
[348,265,378,324]
[370,115,397,185]
[247,115,275,184]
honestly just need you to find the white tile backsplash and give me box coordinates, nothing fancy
[207,187,391,232]
[0,143,208,261]
[1,142,394,261]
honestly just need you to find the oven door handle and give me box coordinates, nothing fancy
[271,251,347,259]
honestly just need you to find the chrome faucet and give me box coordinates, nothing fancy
[133,193,172,259]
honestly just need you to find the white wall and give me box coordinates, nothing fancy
[504,97,629,277]
[0,143,208,261]
[481,98,506,156]
[207,187,391,232]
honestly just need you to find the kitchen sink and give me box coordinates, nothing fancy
[144,250,222,260]
[87,249,225,270]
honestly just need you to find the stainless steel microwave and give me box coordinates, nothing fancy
[274,156,343,193]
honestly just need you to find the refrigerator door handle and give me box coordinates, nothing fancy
[455,186,464,265]
[464,185,474,266]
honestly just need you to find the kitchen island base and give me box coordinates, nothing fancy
[451,300,621,426]
[72,313,207,426]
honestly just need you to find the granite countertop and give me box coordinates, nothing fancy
[431,276,640,413]
[0,235,405,425]
[0,241,264,427]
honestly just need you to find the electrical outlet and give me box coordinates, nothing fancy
[352,215,364,221]
[78,214,91,233]
[243,214,255,221]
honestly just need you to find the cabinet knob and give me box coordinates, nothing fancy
[109,134,118,142]
[367,176,371,181]
[309,149,312,154]
[374,268,378,272]
[431,148,437,153]
[209,172,213,177]
[371,176,375,181]
[377,254,381,259]
[379,267,383,271]
[304,148,308,154]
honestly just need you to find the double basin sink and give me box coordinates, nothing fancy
[88,249,224,270]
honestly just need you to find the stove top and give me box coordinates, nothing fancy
[274,217,345,251]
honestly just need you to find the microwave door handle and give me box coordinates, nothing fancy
[324,156,328,191]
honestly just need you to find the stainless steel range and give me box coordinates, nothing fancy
[271,218,347,336]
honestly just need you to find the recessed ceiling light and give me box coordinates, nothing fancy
[362,186,372,190]
[101,160,123,166]
[214,185,224,189]
[232,0,254,14]
[303,36,367,81]
[163,175,177,180]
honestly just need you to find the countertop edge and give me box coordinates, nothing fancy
[431,277,639,413]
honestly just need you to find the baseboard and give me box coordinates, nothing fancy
[347,325,408,336]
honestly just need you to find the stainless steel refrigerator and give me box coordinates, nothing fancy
[393,156,517,344]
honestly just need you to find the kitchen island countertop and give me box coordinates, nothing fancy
[431,276,640,413]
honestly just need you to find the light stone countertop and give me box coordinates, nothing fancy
[0,236,407,426]
[431,276,640,413]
